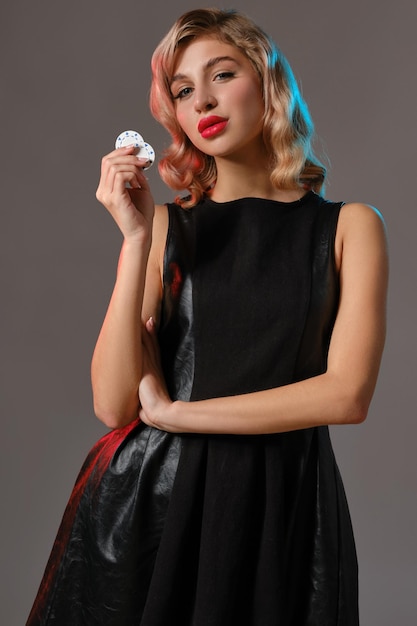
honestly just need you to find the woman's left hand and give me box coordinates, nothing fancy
[138,317,175,430]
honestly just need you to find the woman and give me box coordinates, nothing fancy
[27,8,388,625]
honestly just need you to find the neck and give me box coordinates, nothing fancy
[209,158,304,204]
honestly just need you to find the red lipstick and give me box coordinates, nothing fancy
[198,116,228,138]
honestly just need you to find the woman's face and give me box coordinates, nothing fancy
[170,37,266,162]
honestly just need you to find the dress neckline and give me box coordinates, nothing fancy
[201,190,317,209]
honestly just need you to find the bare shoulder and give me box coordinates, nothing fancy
[339,200,385,227]
[338,201,387,240]
[335,202,388,270]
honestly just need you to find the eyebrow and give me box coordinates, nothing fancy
[170,56,239,86]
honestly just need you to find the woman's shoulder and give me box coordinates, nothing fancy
[340,201,384,221]
[338,201,387,240]
[335,201,388,272]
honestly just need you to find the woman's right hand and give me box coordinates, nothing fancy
[96,145,155,243]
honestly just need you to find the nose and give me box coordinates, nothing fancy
[194,87,217,113]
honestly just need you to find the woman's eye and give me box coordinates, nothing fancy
[214,71,235,81]
[173,87,193,100]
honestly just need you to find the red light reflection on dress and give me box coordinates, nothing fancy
[169,262,182,300]
[27,418,140,624]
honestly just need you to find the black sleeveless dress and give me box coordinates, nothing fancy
[27,191,359,625]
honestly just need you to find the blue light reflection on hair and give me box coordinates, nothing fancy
[267,42,314,133]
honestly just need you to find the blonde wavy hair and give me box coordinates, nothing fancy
[150,8,326,207]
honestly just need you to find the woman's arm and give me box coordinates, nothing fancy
[91,145,167,429]
[139,202,388,434]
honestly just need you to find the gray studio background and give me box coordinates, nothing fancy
[1,1,416,624]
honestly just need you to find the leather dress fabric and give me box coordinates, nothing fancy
[27,191,359,625]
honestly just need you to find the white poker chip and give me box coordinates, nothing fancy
[115,130,144,149]
[143,142,155,163]
[136,142,155,168]
[115,130,155,170]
